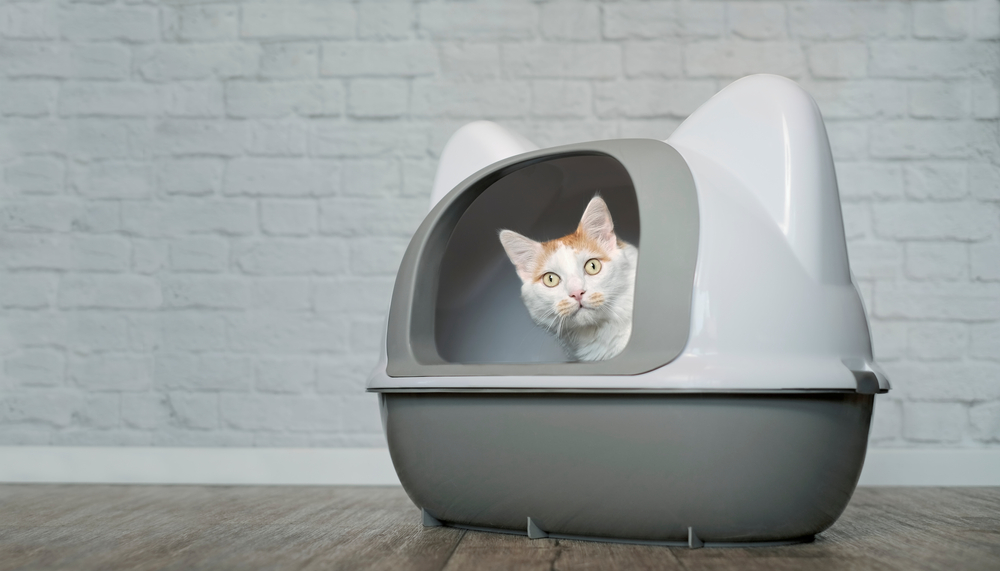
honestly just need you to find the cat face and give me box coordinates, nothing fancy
[499,196,634,333]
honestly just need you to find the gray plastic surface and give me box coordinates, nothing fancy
[382,392,874,544]
[386,139,699,376]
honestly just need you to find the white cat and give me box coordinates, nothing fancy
[499,196,638,361]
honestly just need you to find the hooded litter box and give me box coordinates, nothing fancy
[367,75,890,547]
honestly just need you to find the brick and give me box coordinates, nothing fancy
[260,43,318,79]
[685,41,807,78]
[905,243,967,280]
[970,163,1000,201]
[971,82,1000,119]
[873,202,996,240]
[411,79,530,118]
[169,393,218,429]
[72,162,152,199]
[908,322,968,360]
[604,3,724,39]
[152,119,246,157]
[318,353,378,394]
[970,402,1000,441]
[165,82,224,117]
[233,238,347,275]
[220,394,342,432]
[504,43,620,79]
[595,80,718,118]
[846,241,900,279]
[226,311,349,353]
[871,320,907,361]
[531,80,591,119]
[1,234,130,272]
[802,80,906,120]
[348,78,408,118]
[874,282,1000,321]
[251,278,310,311]
[161,276,249,309]
[158,158,223,196]
[0,3,58,39]
[160,313,227,351]
[122,200,256,236]
[349,237,408,276]
[256,357,316,393]
[5,349,64,387]
[169,237,228,272]
[620,118,682,140]
[836,162,904,200]
[309,122,427,157]
[870,398,901,442]
[728,3,786,39]
[69,354,153,391]
[789,2,908,39]
[154,430,250,447]
[870,42,999,79]
[225,158,339,197]
[841,203,871,239]
[623,42,683,78]
[121,393,171,430]
[132,239,167,275]
[0,390,79,427]
[162,5,238,41]
[1,198,81,232]
[242,2,355,39]
[74,203,119,234]
[0,42,130,79]
[338,394,384,434]
[871,121,997,159]
[51,430,152,447]
[61,82,161,117]
[806,43,868,79]
[260,200,318,236]
[59,5,158,42]
[524,120,619,149]
[419,3,536,40]
[0,80,56,116]
[66,314,129,353]
[971,0,1000,39]
[540,2,600,40]
[913,1,969,39]
[155,353,252,392]
[314,277,394,314]
[321,42,438,76]
[903,402,966,442]
[319,197,426,237]
[908,83,970,119]
[402,158,434,197]
[59,275,160,309]
[76,394,119,429]
[970,243,1000,281]
[225,81,343,118]
[246,120,307,156]
[4,157,63,194]
[0,273,54,308]
[439,43,500,79]
[135,44,259,82]
[882,361,1000,401]
[970,322,1000,360]
[350,318,383,352]
[342,158,400,197]
[904,163,967,200]
[359,2,413,40]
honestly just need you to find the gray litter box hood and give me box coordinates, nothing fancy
[386,139,699,377]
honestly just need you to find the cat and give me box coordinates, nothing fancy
[499,195,638,361]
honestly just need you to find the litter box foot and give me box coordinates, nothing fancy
[527,517,548,539]
[687,527,704,549]
[421,508,443,527]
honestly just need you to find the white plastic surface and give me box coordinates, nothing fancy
[369,75,887,392]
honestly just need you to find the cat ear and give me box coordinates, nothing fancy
[499,230,543,283]
[578,196,617,252]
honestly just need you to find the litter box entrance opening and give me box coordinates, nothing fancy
[435,155,640,364]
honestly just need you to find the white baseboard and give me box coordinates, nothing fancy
[0,447,997,486]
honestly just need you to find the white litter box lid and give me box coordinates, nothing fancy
[367,75,889,394]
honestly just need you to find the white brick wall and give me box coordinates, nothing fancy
[0,0,997,449]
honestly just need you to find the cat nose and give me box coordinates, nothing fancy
[569,289,586,302]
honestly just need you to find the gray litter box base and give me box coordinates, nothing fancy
[384,392,874,544]
[422,512,814,549]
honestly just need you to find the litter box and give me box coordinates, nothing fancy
[366,74,889,547]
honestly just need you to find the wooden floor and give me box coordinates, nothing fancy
[0,486,997,570]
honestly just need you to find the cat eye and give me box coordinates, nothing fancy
[585,259,602,275]
[542,272,561,287]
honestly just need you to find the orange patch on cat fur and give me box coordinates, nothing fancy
[556,299,575,316]
[587,292,605,307]
[532,227,611,282]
